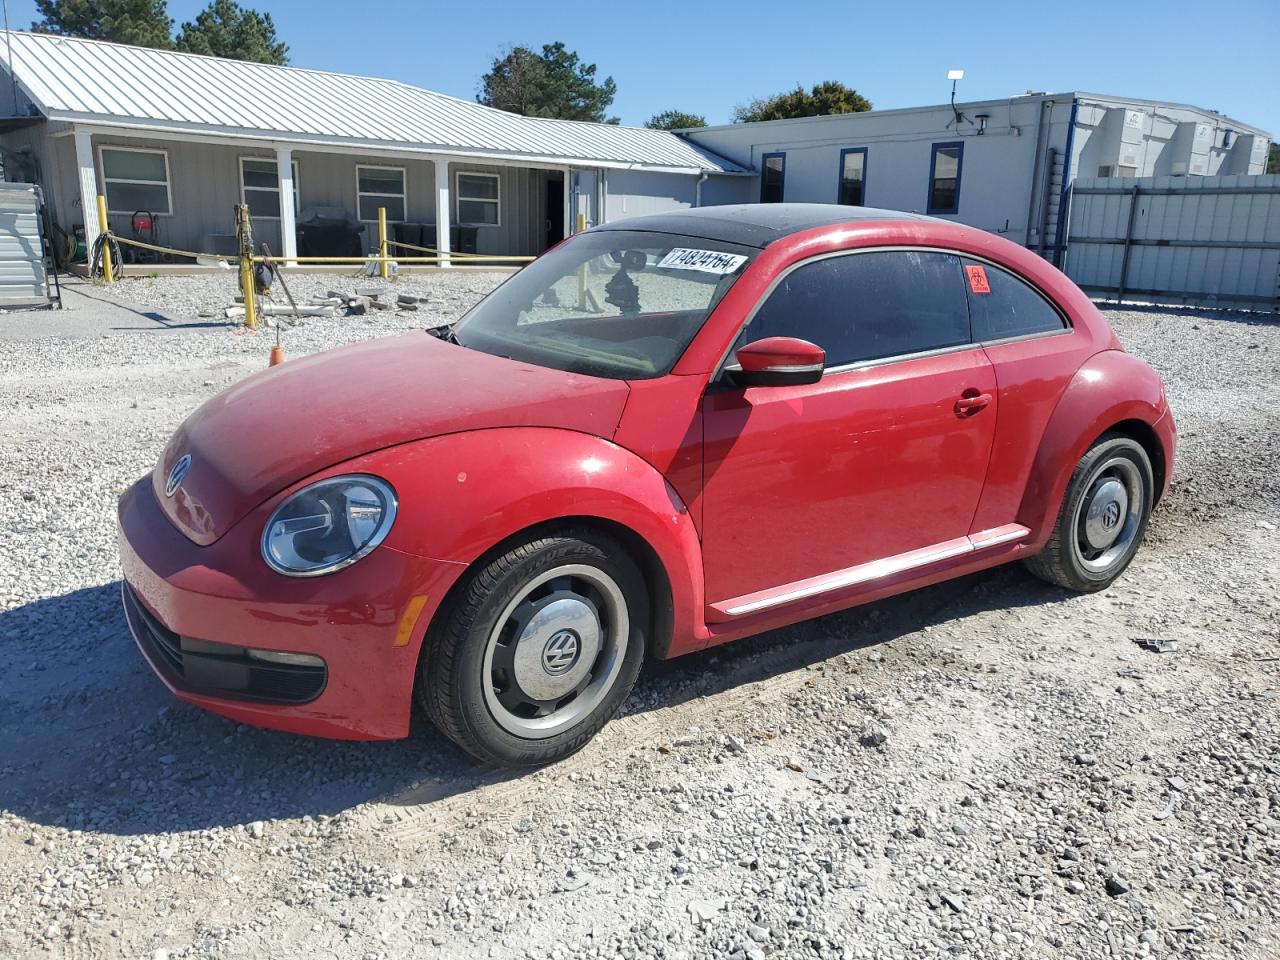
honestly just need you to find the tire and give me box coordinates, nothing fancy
[419,529,648,767]
[1024,432,1154,593]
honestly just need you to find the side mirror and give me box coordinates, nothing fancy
[728,337,825,387]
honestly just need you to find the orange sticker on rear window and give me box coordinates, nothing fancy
[966,264,991,294]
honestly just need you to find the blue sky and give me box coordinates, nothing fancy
[7,0,1279,134]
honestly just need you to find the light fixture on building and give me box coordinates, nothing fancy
[947,69,966,129]
[975,113,990,135]
[1222,128,1235,149]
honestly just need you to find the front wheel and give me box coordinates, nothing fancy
[419,530,647,767]
[1024,433,1154,592]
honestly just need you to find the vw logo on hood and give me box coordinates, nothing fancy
[164,454,192,498]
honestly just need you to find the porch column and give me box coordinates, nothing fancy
[275,146,297,261]
[433,158,451,268]
[73,129,102,249]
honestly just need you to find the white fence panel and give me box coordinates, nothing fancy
[1064,174,1280,312]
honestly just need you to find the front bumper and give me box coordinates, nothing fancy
[117,478,465,740]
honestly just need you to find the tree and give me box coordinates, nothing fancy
[645,109,707,130]
[1269,143,1279,175]
[176,0,288,64]
[32,0,174,48]
[479,42,618,123]
[733,81,872,123]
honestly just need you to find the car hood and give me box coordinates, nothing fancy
[152,332,630,545]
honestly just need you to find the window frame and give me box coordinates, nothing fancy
[239,156,300,221]
[454,170,502,227]
[716,245,1073,382]
[98,145,173,215]
[836,147,868,206]
[759,152,786,203]
[927,141,964,216]
[355,164,407,223]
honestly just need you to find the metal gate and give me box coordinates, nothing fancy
[1064,174,1280,312]
[0,182,56,307]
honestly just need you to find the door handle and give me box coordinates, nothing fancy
[954,391,993,417]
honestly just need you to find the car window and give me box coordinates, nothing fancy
[733,250,971,369]
[961,259,1068,341]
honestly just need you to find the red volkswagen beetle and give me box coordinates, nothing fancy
[118,204,1175,767]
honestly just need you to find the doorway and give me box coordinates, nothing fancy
[544,174,564,251]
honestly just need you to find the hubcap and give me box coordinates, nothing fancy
[482,564,628,740]
[1071,456,1144,574]
[511,599,599,701]
[1082,477,1129,550]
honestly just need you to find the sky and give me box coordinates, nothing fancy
[6,0,1279,134]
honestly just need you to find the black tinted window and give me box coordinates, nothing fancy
[962,259,1067,341]
[737,251,971,368]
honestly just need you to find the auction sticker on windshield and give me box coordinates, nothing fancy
[657,248,749,274]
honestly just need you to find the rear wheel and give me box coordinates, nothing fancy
[1024,433,1153,592]
[420,530,647,767]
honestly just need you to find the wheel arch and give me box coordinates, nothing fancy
[355,427,706,664]
[1017,350,1172,546]
[424,514,678,663]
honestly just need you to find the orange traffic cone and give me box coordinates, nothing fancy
[268,344,285,366]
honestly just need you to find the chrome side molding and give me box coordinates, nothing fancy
[710,523,1030,620]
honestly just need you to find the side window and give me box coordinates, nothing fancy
[928,142,963,215]
[962,259,1067,341]
[837,148,867,205]
[735,251,971,369]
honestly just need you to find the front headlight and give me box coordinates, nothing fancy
[261,475,397,577]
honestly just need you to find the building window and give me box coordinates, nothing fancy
[240,157,299,220]
[927,142,963,215]
[1097,165,1113,178]
[456,172,501,226]
[1116,165,1138,178]
[356,165,406,221]
[99,146,171,214]
[837,148,867,206]
[760,152,785,203]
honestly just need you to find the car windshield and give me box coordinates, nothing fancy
[451,229,755,379]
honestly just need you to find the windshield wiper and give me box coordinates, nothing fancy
[429,323,461,345]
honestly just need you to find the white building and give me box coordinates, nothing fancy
[681,92,1272,264]
[0,30,747,264]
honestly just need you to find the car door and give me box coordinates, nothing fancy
[700,249,998,609]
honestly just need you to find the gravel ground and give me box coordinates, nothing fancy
[0,274,1277,960]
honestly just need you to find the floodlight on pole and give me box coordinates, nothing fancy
[948,68,967,129]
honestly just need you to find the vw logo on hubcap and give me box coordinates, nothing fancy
[1102,500,1121,530]
[541,630,580,676]
[164,454,192,498]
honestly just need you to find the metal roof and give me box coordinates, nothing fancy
[0,31,745,174]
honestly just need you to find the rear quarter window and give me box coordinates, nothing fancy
[962,259,1068,341]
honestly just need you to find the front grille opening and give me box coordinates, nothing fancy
[123,584,327,705]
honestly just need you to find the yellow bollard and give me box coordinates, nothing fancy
[378,206,389,280]
[234,203,257,330]
[95,194,114,283]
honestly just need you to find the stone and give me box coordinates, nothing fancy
[687,898,725,924]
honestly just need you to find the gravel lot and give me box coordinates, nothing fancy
[1,273,1277,960]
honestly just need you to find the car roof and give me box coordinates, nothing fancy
[594,203,939,249]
